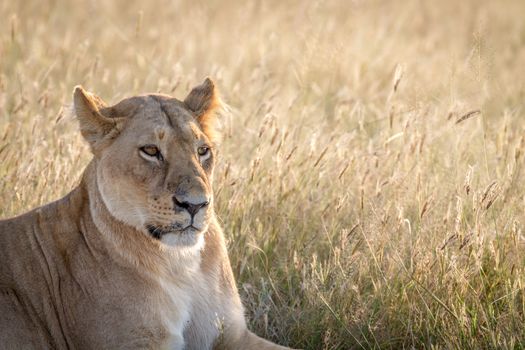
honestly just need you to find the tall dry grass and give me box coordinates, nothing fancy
[1,0,525,348]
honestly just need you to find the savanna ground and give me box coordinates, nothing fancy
[1,0,525,348]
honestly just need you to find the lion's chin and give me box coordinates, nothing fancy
[160,230,204,247]
[145,224,206,247]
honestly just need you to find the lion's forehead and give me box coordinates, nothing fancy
[129,97,200,142]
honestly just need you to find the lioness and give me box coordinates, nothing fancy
[0,79,293,349]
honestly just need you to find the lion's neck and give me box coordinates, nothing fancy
[80,160,203,276]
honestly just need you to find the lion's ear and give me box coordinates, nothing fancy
[184,78,221,140]
[73,86,123,154]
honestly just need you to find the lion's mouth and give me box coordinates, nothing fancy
[146,224,200,239]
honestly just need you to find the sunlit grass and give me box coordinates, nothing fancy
[1,0,525,348]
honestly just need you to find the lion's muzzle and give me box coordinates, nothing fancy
[172,195,209,219]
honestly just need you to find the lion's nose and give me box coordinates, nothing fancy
[173,195,209,217]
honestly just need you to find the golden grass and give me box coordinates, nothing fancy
[1,0,525,348]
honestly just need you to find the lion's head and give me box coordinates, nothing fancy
[73,79,220,247]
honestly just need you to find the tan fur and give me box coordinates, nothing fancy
[0,79,294,349]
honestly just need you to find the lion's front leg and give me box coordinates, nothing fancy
[217,328,297,350]
[164,331,185,350]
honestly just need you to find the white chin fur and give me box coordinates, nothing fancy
[161,231,204,248]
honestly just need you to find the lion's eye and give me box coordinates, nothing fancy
[197,146,210,157]
[140,145,163,160]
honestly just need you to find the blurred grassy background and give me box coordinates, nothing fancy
[1,0,525,348]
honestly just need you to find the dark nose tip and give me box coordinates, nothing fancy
[173,196,209,217]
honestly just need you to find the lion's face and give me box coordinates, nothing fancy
[74,79,220,247]
[97,95,216,247]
